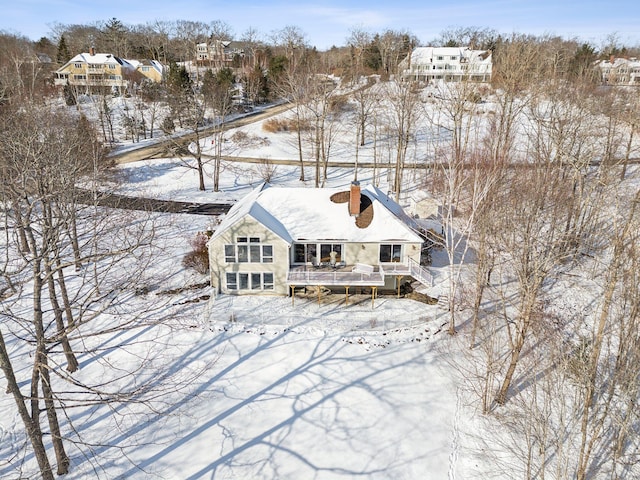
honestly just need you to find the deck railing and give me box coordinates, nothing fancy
[408,258,433,287]
[287,259,433,288]
[287,265,384,286]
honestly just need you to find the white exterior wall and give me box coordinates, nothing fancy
[209,216,290,295]
[342,242,421,266]
[399,47,492,82]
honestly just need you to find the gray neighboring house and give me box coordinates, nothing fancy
[207,182,433,296]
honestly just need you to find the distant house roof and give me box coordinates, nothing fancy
[211,183,424,244]
[56,52,136,74]
[407,46,492,65]
[128,58,165,74]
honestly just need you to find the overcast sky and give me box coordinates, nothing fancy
[1,0,639,50]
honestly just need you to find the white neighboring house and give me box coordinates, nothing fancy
[399,46,492,82]
[207,182,433,296]
[595,56,640,85]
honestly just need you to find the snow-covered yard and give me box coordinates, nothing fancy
[3,81,640,479]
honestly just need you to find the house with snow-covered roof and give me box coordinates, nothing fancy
[595,56,640,86]
[54,48,164,94]
[399,46,492,83]
[207,182,433,297]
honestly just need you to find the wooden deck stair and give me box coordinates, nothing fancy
[437,294,449,310]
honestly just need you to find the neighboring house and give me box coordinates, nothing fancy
[595,56,640,85]
[54,47,164,93]
[196,40,247,67]
[128,59,165,83]
[207,182,433,296]
[399,46,492,83]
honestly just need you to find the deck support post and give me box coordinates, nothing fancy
[345,286,349,306]
[396,276,403,298]
[371,286,377,309]
[318,285,323,305]
[290,285,296,306]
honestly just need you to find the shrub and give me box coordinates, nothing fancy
[189,231,209,253]
[161,116,175,134]
[183,232,210,274]
[182,250,209,274]
[262,118,309,133]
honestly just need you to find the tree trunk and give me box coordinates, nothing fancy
[620,125,633,180]
[495,294,536,405]
[0,331,55,480]
[45,256,79,372]
[40,361,70,475]
[575,192,639,480]
[295,105,305,182]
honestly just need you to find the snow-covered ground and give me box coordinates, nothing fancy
[3,85,639,479]
[1,93,477,479]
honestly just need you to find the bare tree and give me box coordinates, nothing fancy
[272,56,309,182]
[346,27,372,83]
[374,29,417,79]
[352,77,378,147]
[0,102,177,479]
[383,80,421,201]
[574,190,640,480]
[203,68,235,192]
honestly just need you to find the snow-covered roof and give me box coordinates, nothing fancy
[408,46,492,65]
[596,57,640,69]
[128,59,165,74]
[211,183,424,244]
[67,52,132,67]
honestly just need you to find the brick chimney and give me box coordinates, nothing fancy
[89,46,96,56]
[349,181,361,217]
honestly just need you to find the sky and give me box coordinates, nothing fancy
[1,0,639,50]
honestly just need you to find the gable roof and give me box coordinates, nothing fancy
[408,46,492,65]
[56,52,135,73]
[210,183,423,244]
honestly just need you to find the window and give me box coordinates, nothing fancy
[74,63,82,68]
[437,56,444,61]
[293,243,343,264]
[224,237,273,263]
[293,243,317,264]
[320,244,342,263]
[226,272,274,291]
[108,64,116,69]
[380,244,402,263]
[226,272,237,290]
[251,273,261,290]
[263,273,274,290]
[224,245,235,263]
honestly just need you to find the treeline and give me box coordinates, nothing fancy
[2,20,640,104]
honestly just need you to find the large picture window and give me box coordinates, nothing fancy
[293,243,343,265]
[380,244,402,263]
[226,272,274,291]
[224,237,273,263]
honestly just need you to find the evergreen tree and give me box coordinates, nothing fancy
[63,83,76,106]
[568,43,598,81]
[56,35,71,64]
[166,62,191,94]
[101,17,128,57]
